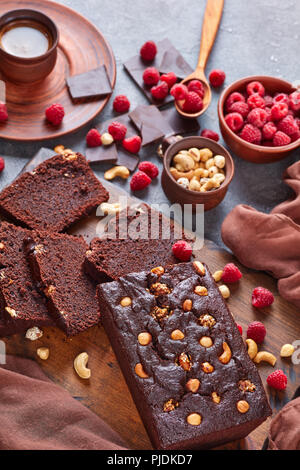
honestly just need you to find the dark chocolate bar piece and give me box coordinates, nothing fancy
[66,66,112,100]
[129,105,174,146]
[159,45,193,79]
[161,107,200,135]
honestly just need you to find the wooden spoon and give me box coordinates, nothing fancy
[175,0,224,119]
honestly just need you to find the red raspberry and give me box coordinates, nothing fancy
[228,101,249,118]
[45,103,65,126]
[289,91,300,112]
[221,263,242,283]
[0,157,5,173]
[170,83,188,101]
[291,130,300,142]
[209,69,226,87]
[130,171,152,191]
[113,95,130,113]
[86,128,102,147]
[267,370,287,391]
[172,240,193,261]
[138,161,159,179]
[247,321,266,344]
[277,115,299,136]
[236,324,243,335]
[140,41,157,62]
[246,81,265,97]
[265,106,272,122]
[225,92,245,112]
[247,108,268,128]
[225,112,244,132]
[271,102,289,121]
[0,102,8,122]
[182,92,203,113]
[264,95,274,107]
[262,122,277,140]
[151,81,169,101]
[142,67,160,86]
[273,93,289,106]
[108,121,127,141]
[247,94,265,110]
[240,123,262,144]
[252,287,274,308]
[160,72,177,89]
[273,131,291,147]
[295,117,300,129]
[187,80,205,98]
[200,129,219,141]
[122,135,142,154]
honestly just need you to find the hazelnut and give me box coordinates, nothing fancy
[194,286,208,296]
[213,270,223,282]
[25,326,43,341]
[193,261,206,276]
[214,173,226,184]
[37,347,50,360]
[177,177,190,189]
[219,285,230,299]
[199,336,213,348]
[177,352,192,371]
[201,362,214,373]
[214,155,226,169]
[187,413,202,426]
[212,392,221,403]
[186,378,200,393]
[151,266,165,276]
[182,299,193,311]
[280,344,295,358]
[199,148,213,162]
[208,165,218,178]
[237,400,250,414]
[163,398,179,412]
[138,332,152,346]
[0,242,4,250]
[150,282,172,296]
[188,147,201,161]
[120,296,132,307]
[101,132,114,146]
[150,306,172,323]
[198,314,216,328]
[171,329,185,340]
[205,157,215,169]
[189,178,201,192]
[134,363,149,379]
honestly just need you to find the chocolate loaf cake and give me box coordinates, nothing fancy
[25,231,100,336]
[0,222,53,334]
[98,261,272,450]
[0,153,109,232]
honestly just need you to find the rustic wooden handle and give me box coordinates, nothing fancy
[197,0,224,71]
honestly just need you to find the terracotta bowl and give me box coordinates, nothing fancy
[218,75,300,164]
[0,9,59,83]
[161,136,235,211]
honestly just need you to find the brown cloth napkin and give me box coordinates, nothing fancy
[222,160,300,308]
[0,356,127,450]
[268,396,300,450]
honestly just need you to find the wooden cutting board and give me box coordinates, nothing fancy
[3,179,300,450]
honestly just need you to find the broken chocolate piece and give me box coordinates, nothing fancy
[86,145,118,164]
[161,107,200,135]
[66,66,112,100]
[129,105,174,146]
[159,45,193,79]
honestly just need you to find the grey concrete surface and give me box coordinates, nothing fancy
[0,0,299,247]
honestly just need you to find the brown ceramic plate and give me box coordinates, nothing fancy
[0,0,116,141]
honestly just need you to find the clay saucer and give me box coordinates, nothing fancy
[0,0,116,141]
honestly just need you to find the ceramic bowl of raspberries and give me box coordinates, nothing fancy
[218,76,300,163]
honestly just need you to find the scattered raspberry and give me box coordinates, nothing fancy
[130,171,152,191]
[0,102,8,122]
[86,128,102,147]
[247,108,268,128]
[209,69,225,87]
[247,321,266,344]
[151,81,169,101]
[271,102,289,121]
[108,121,127,141]
[273,93,289,106]
[45,103,65,126]
[113,95,130,113]
[200,129,219,141]
[170,83,188,101]
[160,72,177,89]
[267,370,287,391]
[138,161,159,179]
[122,135,142,153]
[142,67,160,86]
[246,81,265,97]
[277,115,299,136]
[140,40,157,61]
[172,240,193,262]
[225,92,245,112]
[262,122,277,140]
[239,123,262,144]
[273,130,291,147]
[0,157,5,173]
[182,91,203,113]
[264,95,274,107]
[252,287,274,308]
[289,91,300,112]
[187,80,205,98]
[225,112,244,132]
[247,94,265,110]
[221,263,242,283]
[236,324,243,335]
[228,101,249,118]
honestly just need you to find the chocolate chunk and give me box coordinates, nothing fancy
[86,145,118,164]
[116,151,139,172]
[129,105,174,146]
[161,107,200,135]
[66,66,112,100]
[22,148,55,173]
[159,45,193,79]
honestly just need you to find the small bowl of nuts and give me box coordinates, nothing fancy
[161,136,234,211]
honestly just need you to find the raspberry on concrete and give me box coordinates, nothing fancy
[122,136,142,154]
[151,81,169,101]
[138,161,159,179]
[160,72,177,89]
[200,129,220,141]
[172,240,193,262]
[142,67,160,86]
[45,103,65,126]
[187,80,205,98]
[225,112,244,132]
[239,123,262,144]
[0,157,5,173]
[273,131,291,147]
[246,81,265,97]
[252,287,274,308]
[247,321,266,344]
[221,263,242,283]
[209,69,226,87]
[86,128,102,147]
[108,121,127,141]
[113,95,130,113]
[140,41,157,61]
[267,370,287,391]
[130,171,152,191]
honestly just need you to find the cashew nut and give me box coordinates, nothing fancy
[188,148,201,162]
[100,202,121,215]
[173,153,195,171]
[104,166,130,180]
[194,168,209,178]
[246,339,258,360]
[170,167,194,181]
[200,179,220,192]
[254,351,277,367]
[74,352,91,379]
[213,173,226,184]
[219,342,232,364]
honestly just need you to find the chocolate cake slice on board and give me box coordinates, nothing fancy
[0,222,53,335]
[0,153,109,232]
[25,231,100,336]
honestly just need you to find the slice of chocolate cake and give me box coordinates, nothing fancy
[25,231,100,336]
[0,222,53,334]
[0,153,109,232]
